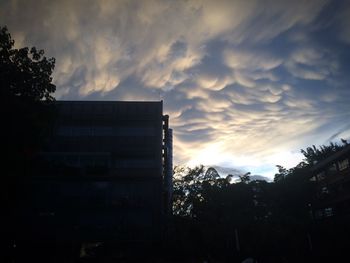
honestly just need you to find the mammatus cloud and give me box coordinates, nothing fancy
[2,0,350,178]
[284,46,338,80]
[337,4,350,44]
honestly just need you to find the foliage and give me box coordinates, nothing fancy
[300,140,348,165]
[273,165,289,182]
[172,166,274,258]
[0,26,56,101]
[173,165,219,217]
[239,172,251,184]
[274,140,348,185]
[0,26,56,175]
[172,162,316,261]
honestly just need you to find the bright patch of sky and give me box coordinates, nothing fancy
[2,0,350,179]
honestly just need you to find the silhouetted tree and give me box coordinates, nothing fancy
[1,26,56,261]
[300,140,347,165]
[0,25,56,175]
[171,141,348,261]
[273,165,288,182]
[1,24,57,207]
[239,172,251,184]
[172,165,207,217]
[172,166,260,260]
[0,26,56,101]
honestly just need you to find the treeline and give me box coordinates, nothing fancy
[165,141,349,263]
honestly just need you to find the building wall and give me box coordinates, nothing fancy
[42,101,164,178]
[310,146,350,220]
[14,101,171,244]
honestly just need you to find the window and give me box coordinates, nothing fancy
[56,126,155,137]
[321,186,329,194]
[42,152,110,168]
[114,127,155,136]
[315,207,334,219]
[327,163,337,174]
[56,126,73,136]
[316,171,326,181]
[91,127,113,136]
[115,159,155,168]
[56,126,93,136]
[310,176,317,182]
[338,158,349,171]
[324,207,333,217]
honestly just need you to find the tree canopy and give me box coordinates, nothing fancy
[171,140,349,261]
[0,26,56,101]
[300,140,348,165]
[0,26,56,175]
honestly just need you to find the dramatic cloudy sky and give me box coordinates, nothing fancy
[2,0,350,178]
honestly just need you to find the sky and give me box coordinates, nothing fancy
[2,0,350,179]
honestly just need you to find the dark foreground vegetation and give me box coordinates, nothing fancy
[2,25,350,262]
[167,142,350,262]
[5,144,349,263]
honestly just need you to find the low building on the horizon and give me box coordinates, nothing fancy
[13,100,173,247]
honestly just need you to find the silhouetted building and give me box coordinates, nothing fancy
[310,144,350,220]
[13,101,172,248]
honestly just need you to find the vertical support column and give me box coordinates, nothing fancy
[162,115,173,216]
[165,129,173,215]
